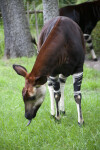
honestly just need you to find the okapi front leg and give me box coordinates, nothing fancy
[59,74,67,114]
[48,79,55,116]
[73,72,84,125]
[49,76,61,120]
[84,34,97,61]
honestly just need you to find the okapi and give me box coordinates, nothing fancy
[13,16,85,126]
[59,0,100,61]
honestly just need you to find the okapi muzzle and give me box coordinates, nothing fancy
[13,65,46,126]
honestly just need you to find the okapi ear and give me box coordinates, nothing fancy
[35,76,47,85]
[13,64,27,77]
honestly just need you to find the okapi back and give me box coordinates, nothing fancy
[30,16,85,82]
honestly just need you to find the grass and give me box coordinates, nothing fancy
[0,56,100,150]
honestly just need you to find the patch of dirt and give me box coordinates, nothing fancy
[85,55,100,71]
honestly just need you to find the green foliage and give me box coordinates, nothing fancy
[77,0,93,4]
[0,57,100,150]
[0,0,100,58]
[59,0,77,8]
[63,0,76,3]
[92,21,100,56]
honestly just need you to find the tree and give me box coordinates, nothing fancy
[42,0,59,24]
[0,0,36,58]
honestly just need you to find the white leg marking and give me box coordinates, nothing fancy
[59,74,66,112]
[84,33,89,37]
[73,72,83,79]
[60,82,65,112]
[84,34,97,60]
[73,72,84,124]
[76,103,83,124]
[91,49,97,60]
[48,85,55,116]
[76,103,81,123]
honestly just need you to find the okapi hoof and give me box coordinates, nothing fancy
[55,115,60,121]
[60,110,66,115]
[78,120,84,127]
[93,58,98,61]
[55,116,61,124]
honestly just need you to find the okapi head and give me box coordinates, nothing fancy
[13,64,46,125]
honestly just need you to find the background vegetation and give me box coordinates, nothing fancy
[0,0,100,58]
[0,57,100,150]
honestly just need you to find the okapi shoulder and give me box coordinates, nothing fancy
[38,17,61,51]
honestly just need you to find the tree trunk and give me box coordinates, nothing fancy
[42,0,59,24]
[0,0,35,58]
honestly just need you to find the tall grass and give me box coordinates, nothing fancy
[0,57,100,150]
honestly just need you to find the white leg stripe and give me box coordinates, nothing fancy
[86,36,91,41]
[49,76,58,80]
[73,72,83,84]
[73,72,83,77]
[84,34,89,36]
[87,42,92,47]
[84,34,91,41]
[48,86,55,116]
[54,89,60,93]
[60,83,65,112]
[74,91,81,96]
[76,103,83,124]
[59,74,66,80]
[91,49,97,59]
[76,103,81,123]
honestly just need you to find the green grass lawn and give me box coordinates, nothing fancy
[0,57,100,150]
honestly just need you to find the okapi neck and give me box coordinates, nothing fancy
[30,17,62,78]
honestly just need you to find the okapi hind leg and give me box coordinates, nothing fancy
[74,94,84,125]
[59,74,67,115]
[73,72,84,125]
[84,34,97,61]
